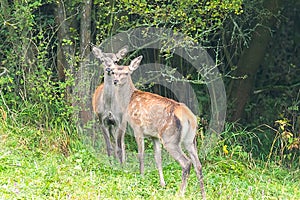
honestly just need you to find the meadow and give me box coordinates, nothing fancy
[0,121,299,199]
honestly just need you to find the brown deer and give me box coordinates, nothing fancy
[110,55,206,198]
[92,46,128,163]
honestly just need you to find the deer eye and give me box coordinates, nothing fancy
[125,72,128,75]
[111,71,115,75]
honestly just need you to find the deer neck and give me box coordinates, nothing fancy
[103,73,114,107]
[115,77,136,111]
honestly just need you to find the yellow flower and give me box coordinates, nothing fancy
[223,145,229,155]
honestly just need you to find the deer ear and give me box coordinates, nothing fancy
[92,46,104,59]
[116,45,129,60]
[129,55,143,72]
[92,46,114,67]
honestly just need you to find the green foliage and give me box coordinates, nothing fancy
[0,0,74,129]
[93,0,243,44]
[265,117,300,167]
[214,123,260,159]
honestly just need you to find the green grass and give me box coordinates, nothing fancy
[0,122,299,200]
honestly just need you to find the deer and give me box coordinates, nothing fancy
[92,46,128,164]
[109,55,206,198]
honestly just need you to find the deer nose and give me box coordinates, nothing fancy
[113,79,119,85]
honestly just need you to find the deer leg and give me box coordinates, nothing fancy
[100,126,113,158]
[135,132,145,175]
[110,126,121,162]
[184,140,206,200]
[163,142,191,196]
[152,138,165,187]
[117,122,127,164]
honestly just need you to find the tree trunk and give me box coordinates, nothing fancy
[55,0,74,83]
[229,0,283,121]
[80,1,92,59]
[76,0,93,126]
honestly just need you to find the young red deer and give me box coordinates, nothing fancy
[92,46,128,163]
[110,56,206,198]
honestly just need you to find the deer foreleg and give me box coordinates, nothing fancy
[135,133,145,175]
[101,126,113,158]
[117,122,127,164]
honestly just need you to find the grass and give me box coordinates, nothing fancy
[0,121,299,200]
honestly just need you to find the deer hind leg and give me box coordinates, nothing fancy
[183,140,206,200]
[163,140,191,196]
[152,138,165,187]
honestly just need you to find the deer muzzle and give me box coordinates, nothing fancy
[113,79,119,85]
[105,67,112,75]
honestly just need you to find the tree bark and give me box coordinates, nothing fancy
[55,0,83,127]
[229,0,283,121]
[77,0,93,126]
[55,0,74,82]
[80,1,92,59]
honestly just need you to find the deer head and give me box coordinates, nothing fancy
[92,46,128,75]
[111,55,143,85]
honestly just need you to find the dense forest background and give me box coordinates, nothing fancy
[0,0,299,167]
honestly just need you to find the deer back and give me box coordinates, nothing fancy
[127,90,197,140]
